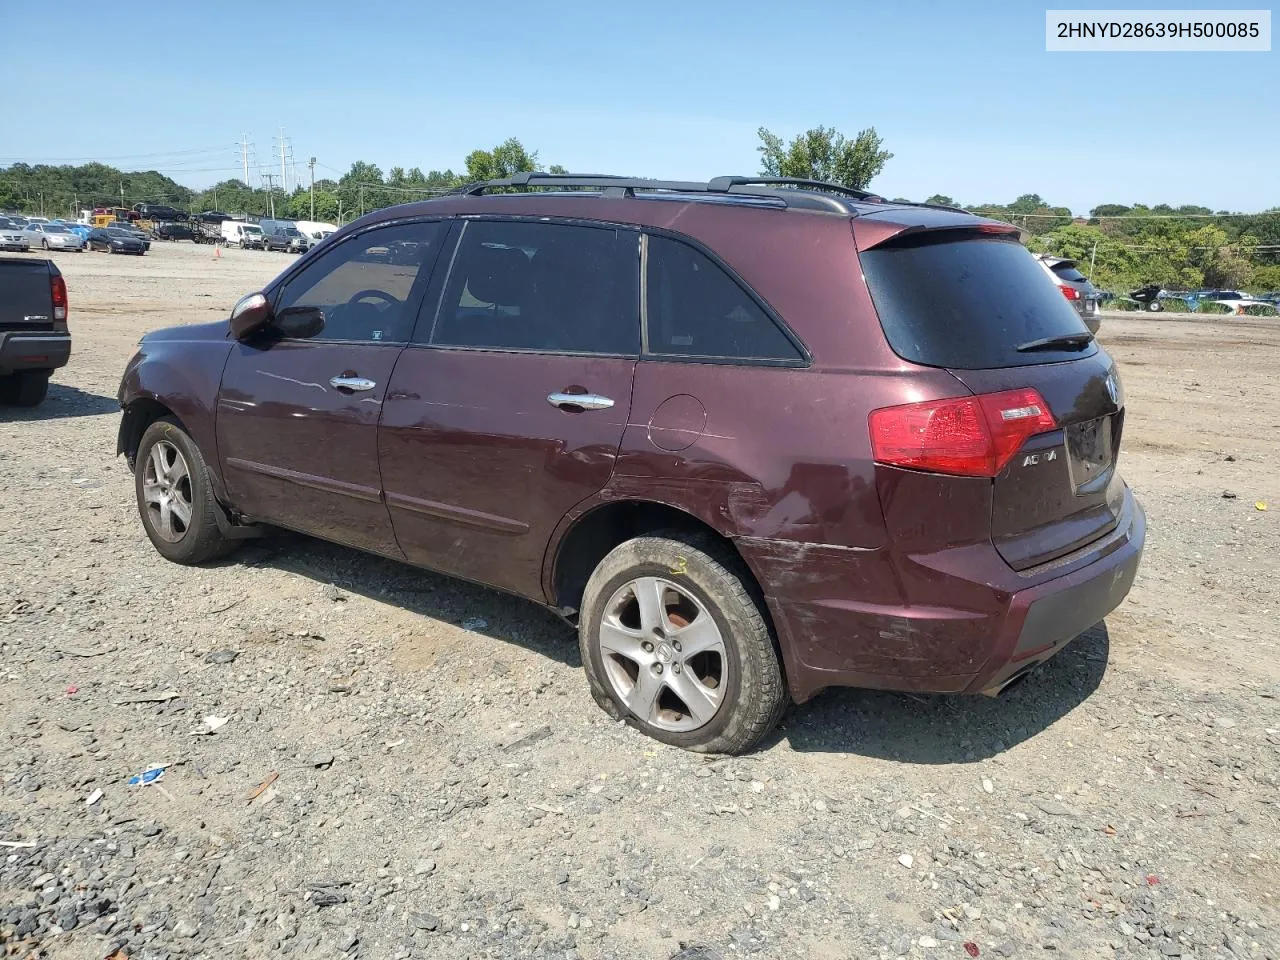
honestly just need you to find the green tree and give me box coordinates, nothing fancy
[756,125,892,190]
[925,194,956,207]
[464,137,540,182]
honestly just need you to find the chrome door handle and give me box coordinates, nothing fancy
[330,376,376,392]
[547,392,614,411]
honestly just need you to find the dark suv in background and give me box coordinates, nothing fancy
[1037,254,1103,333]
[117,173,1144,754]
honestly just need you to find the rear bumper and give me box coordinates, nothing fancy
[741,487,1145,703]
[0,332,72,373]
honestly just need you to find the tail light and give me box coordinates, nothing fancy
[51,273,68,321]
[1059,285,1081,301]
[869,388,1057,478]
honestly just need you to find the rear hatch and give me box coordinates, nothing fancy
[858,223,1125,571]
[0,259,56,332]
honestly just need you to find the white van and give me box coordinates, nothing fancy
[221,221,264,249]
[294,220,338,247]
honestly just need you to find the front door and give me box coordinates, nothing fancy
[379,218,641,599]
[215,220,449,555]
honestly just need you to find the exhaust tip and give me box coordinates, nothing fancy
[982,669,1032,698]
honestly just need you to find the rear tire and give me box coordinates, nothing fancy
[134,417,237,565]
[0,370,50,407]
[579,531,787,754]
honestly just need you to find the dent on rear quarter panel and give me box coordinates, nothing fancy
[119,326,234,498]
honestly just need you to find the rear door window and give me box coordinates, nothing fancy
[644,235,802,362]
[428,219,640,355]
[860,234,1096,369]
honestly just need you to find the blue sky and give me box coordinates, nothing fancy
[1,0,1274,214]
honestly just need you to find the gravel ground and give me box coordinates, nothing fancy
[1,242,1277,960]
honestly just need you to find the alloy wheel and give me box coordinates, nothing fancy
[598,577,728,732]
[142,440,194,542]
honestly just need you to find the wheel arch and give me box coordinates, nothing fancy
[118,397,183,469]
[547,499,770,621]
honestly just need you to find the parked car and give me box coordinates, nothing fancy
[116,173,1145,754]
[22,222,85,252]
[261,224,310,253]
[66,223,94,244]
[88,227,147,255]
[154,221,195,241]
[0,222,30,252]
[107,223,152,249]
[1,255,70,406]
[295,220,339,247]
[194,211,232,224]
[133,203,185,221]
[220,221,265,249]
[1036,255,1101,333]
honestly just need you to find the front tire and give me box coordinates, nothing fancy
[579,532,786,754]
[1147,300,1163,312]
[134,417,236,565]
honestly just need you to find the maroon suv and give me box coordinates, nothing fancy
[117,174,1145,754]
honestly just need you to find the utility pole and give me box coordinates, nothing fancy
[240,133,252,186]
[213,184,218,213]
[359,184,364,218]
[308,157,316,220]
[119,180,125,213]
[1089,240,1098,281]
[261,174,278,219]
[277,127,288,194]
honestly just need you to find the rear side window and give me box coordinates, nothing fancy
[860,235,1096,369]
[644,235,802,362]
[430,220,640,355]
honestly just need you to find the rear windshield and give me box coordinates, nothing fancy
[1050,262,1089,282]
[860,234,1096,369]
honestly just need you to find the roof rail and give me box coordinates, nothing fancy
[453,172,885,214]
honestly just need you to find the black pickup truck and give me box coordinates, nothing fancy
[0,257,71,407]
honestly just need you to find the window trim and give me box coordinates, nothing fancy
[639,230,811,367]
[268,216,450,346]
[415,215,643,359]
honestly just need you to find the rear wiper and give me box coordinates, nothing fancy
[1015,332,1094,353]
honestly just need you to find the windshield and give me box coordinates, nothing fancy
[45,224,69,233]
[107,229,132,238]
[860,234,1096,369]
[244,226,262,235]
[282,228,301,237]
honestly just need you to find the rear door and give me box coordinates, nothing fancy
[379,218,640,600]
[215,220,449,554]
[859,231,1124,570]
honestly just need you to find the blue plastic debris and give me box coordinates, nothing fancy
[127,765,167,786]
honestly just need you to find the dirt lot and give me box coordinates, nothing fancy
[2,242,1277,960]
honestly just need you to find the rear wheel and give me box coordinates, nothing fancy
[579,532,786,754]
[134,417,236,565]
[0,370,49,407]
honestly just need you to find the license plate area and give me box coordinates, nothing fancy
[1066,416,1113,493]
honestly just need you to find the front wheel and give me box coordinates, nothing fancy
[134,417,237,565]
[579,532,786,754]
[41,240,49,250]
[1147,300,1163,312]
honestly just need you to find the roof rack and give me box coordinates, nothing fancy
[453,172,886,214]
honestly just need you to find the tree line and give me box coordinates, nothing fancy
[3,126,1276,292]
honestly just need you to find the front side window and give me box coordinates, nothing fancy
[428,219,639,355]
[644,235,802,362]
[275,221,446,343]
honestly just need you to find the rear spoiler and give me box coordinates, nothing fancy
[853,209,1020,251]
